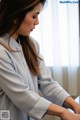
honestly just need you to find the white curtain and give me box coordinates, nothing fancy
[31,0,79,97]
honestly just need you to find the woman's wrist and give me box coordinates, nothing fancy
[63,96,78,111]
[46,103,66,118]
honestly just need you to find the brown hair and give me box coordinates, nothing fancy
[0,0,46,75]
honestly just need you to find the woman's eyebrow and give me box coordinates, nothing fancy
[33,11,40,15]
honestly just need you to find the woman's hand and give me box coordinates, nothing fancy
[61,110,80,120]
[61,108,80,120]
[47,103,80,120]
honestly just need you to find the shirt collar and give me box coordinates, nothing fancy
[0,33,22,51]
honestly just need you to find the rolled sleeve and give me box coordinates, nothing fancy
[38,59,70,106]
[54,86,70,106]
[29,97,51,119]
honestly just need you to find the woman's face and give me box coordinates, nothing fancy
[14,3,42,38]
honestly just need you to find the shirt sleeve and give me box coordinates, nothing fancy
[38,55,70,107]
[38,55,70,106]
[31,37,70,106]
[29,37,70,107]
[0,49,51,120]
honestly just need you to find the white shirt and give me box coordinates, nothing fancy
[0,34,69,120]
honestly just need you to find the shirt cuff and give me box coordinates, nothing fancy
[55,89,70,106]
[29,97,51,120]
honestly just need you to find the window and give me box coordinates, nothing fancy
[31,0,79,67]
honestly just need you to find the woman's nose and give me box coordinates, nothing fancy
[35,18,39,25]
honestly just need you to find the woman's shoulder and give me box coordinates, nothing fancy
[0,37,7,51]
[0,37,11,60]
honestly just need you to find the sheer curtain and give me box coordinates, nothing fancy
[31,0,79,97]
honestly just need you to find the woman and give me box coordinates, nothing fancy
[0,0,80,120]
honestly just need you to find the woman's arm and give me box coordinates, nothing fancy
[46,103,80,120]
[33,39,80,119]
[63,96,80,113]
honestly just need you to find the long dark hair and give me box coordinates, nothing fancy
[0,0,46,75]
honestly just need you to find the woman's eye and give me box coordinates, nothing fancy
[33,16,37,19]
